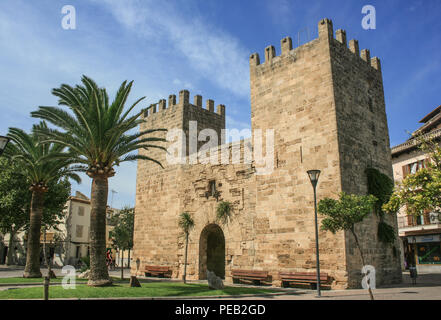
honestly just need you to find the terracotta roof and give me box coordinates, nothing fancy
[414,111,441,135]
[391,127,441,157]
[68,196,91,204]
[420,105,441,123]
[403,228,441,236]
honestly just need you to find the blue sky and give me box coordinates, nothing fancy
[1,0,440,209]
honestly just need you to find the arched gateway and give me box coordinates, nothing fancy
[199,224,225,279]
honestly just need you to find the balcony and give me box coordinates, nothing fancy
[391,127,441,156]
[398,213,441,236]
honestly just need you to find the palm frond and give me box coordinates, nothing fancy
[6,125,83,187]
[31,75,166,173]
[119,154,164,168]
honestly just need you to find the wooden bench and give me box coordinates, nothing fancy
[144,266,171,278]
[231,270,269,285]
[280,272,331,289]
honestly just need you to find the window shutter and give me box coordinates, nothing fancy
[402,164,410,178]
[406,215,414,226]
[424,158,431,168]
[423,211,431,225]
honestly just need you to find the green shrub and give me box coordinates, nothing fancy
[377,221,396,245]
[79,256,90,273]
[216,201,232,224]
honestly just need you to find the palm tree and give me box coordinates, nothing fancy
[4,122,81,278]
[216,201,232,224]
[31,76,167,286]
[178,212,194,284]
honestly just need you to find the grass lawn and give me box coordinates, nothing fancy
[0,282,280,299]
[0,277,88,284]
[0,276,136,285]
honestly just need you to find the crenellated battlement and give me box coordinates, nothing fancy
[249,18,382,72]
[142,89,226,119]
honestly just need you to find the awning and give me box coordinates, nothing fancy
[407,234,441,243]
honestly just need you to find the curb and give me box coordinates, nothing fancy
[0,280,125,288]
[0,283,47,287]
[1,291,298,301]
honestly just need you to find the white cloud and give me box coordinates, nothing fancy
[226,115,251,131]
[97,0,250,98]
[172,78,194,91]
[0,0,252,208]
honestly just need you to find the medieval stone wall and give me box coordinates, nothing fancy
[247,20,348,288]
[326,20,402,287]
[132,18,402,289]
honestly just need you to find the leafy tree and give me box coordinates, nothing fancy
[0,157,72,265]
[31,76,167,286]
[109,207,134,280]
[4,123,80,278]
[0,158,28,264]
[178,212,194,284]
[318,192,377,300]
[383,135,441,219]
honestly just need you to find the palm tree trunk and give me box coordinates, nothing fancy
[43,231,50,300]
[6,230,15,266]
[183,232,189,284]
[23,190,44,278]
[128,249,131,269]
[88,175,112,286]
[351,228,374,300]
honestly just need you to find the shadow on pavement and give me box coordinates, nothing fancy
[380,272,441,289]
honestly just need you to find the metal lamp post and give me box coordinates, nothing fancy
[0,136,10,157]
[307,169,321,298]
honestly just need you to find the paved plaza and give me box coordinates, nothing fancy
[1,265,440,300]
[0,265,128,279]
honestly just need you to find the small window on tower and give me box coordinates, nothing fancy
[209,180,216,197]
[368,97,374,112]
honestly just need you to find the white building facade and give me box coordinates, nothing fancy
[391,105,441,273]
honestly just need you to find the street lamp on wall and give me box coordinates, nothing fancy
[307,170,321,188]
[0,136,10,157]
[307,169,321,298]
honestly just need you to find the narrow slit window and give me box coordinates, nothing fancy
[209,180,216,196]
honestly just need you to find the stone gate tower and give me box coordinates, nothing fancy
[132,18,402,289]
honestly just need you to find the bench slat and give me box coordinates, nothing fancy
[232,270,268,276]
[280,272,330,287]
[231,270,269,282]
[145,266,170,271]
[280,273,328,278]
[281,275,328,281]
[144,265,171,278]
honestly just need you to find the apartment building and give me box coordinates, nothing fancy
[391,105,441,273]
